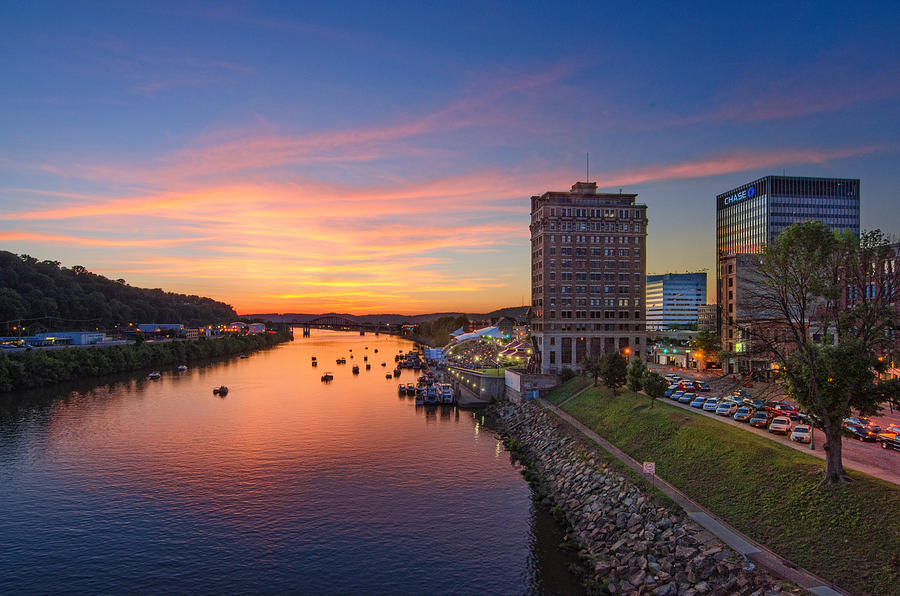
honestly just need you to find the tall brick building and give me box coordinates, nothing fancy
[530,182,648,375]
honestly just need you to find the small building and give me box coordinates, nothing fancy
[223,322,248,333]
[138,323,184,334]
[35,332,106,346]
[184,328,201,340]
[248,323,266,334]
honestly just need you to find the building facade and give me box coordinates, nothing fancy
[530,181,648,375]
[645,272,706,330]
[715,175,860,374]
[697,304,718,332]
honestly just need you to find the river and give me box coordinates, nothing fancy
[0,330,584,594]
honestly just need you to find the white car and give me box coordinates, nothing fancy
[702,398,720,412]
[769,416,792,435]
[790,425,812,443]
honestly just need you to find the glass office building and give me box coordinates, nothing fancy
[645,272,706,331]
[716,175,860,373]
[716,176,859,256]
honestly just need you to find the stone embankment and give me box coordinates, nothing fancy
[493,401,786,595]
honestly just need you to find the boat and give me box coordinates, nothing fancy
[406,383,415,395]
[352,366,360,374]
[385,372,393,379]
[312,360,318,367]
[374,349,378,353]
[424,385,439,405]
[213,386,228,395]
[239,354,249,359]
[398,384,406,394]
[148,371,161,379]
[311,356,317,361]
[393,368,401,376]
[176,364,187,372]
[381,362,386,367]
[321,372,334,382]
[365,363,371,370]
[363,356,368,361]
[440,384,454,404]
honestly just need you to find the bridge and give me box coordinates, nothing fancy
[293,316,397,337]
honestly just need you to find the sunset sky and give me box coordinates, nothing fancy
[2,2,899,314]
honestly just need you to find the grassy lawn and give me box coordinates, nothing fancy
[476,367,507,377]
[557,386,899,595]
[543,376,592,405]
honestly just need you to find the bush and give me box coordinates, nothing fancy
[559,367,576,382]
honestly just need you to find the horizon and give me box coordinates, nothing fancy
[2,2,899,313]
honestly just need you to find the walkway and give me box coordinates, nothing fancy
[538,398,847,596]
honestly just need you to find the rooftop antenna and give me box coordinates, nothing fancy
[586,152,590,182]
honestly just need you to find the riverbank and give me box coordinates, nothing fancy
[493,400,784,595]
[557,382,899,595]
[0,330,291,392]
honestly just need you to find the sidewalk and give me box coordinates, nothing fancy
[538,398,847,596]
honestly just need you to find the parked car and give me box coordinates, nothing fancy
[679,392,696,404]
[790,425,812,443]
[702,398,720,412]
[768,416,792,435]
[690,396,707,408]
[671,390,685,401]
[750,412,770,428]
[742,397,765,411]
[881,424,900,437]
[878,433,900,452]
[733,407,754,423]
[696,381,710,392]
[843,422,878,442]
[664,385,678,398]
[716,401,739,416]
[845,417,881,433]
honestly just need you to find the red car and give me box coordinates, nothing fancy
[766,402,799,418]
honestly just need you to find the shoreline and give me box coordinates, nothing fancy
[492,400,786,595]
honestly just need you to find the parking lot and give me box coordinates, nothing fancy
[648,364,900,486]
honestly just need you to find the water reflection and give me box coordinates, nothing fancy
[0,330,583,594]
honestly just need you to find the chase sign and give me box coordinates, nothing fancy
[722,185,757,207]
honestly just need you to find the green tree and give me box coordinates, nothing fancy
[643,371,668,408]
[599,353,627,394]
[626,357,648,392]
[580,355,603,386]
[693,330,721,367]
[746,223,900,483]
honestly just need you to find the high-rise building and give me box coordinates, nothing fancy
[645,272,706,330]
[715,175,860,374]
[530,182,648,375]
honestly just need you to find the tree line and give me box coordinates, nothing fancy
[0,331,290,392]
[0,252,237,332]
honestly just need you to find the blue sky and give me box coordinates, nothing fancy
[1,1,898,313]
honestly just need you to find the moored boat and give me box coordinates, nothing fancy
[321,372,334,382]
[352,366,360,374]
[148,371,161,379]
[213,385,228,395]
[176,365,187,372]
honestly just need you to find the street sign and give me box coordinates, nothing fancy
[642,461,656,475]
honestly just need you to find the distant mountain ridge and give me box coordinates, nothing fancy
[244,306,529,325]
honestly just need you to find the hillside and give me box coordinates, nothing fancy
[0,252,237,330]
[247,306,529,325]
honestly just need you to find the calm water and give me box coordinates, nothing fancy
[0,330,583,594]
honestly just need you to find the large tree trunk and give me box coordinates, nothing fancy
[822,425,849,483]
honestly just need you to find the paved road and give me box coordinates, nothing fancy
[647,364,900,486]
